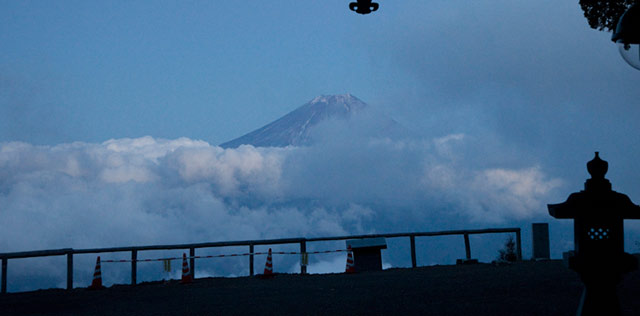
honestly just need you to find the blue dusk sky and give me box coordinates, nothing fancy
[1,1,640,291]
[1,1,636,147]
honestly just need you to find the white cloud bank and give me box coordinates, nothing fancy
[0,135,562,291]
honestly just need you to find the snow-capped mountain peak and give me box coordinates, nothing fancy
[220,94,407,148]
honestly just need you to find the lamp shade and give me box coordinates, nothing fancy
[612,4,640,70]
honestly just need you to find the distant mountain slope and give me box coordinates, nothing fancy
[221,94,405,148]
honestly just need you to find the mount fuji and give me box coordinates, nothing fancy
[220,94,410,148]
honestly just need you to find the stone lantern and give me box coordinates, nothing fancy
[548,152,640,315]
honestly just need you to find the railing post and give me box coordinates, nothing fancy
[131,250,137,285]
[300,240,307,275]
[249,244,254,276]
[464,233,471,260]
[2,258,7,294]
[189,248,195,279]
[410,235,417,268]
[67,252,73,290]
[515,229,522,261]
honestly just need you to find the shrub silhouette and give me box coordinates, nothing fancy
[498,236,518,262]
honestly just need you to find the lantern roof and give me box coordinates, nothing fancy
[548,152,640,219]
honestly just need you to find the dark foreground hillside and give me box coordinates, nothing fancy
[2,260,640,315]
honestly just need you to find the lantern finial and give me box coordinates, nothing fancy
[587,151,608,180]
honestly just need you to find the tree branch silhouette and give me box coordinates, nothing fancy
[579,0,638,31]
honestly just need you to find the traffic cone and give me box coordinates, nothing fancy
[261,248,273,278]
[345,246,356,274]
[89,256,104,290]
[181,253,193,284]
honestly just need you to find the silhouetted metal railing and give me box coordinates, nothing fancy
[0,227,521,294]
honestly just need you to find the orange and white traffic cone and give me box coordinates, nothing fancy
[261,248,273,278]
[345,246,356,274]
[181,253,193,284]
[89,256,104,290]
